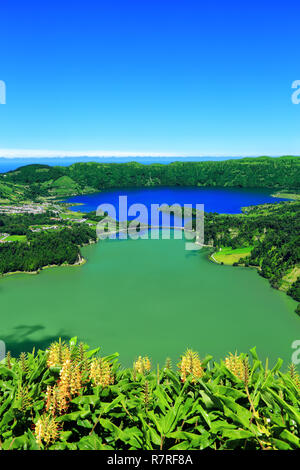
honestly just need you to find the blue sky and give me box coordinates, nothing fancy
[0,0,299,157]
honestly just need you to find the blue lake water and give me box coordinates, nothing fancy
[65,186,288,217]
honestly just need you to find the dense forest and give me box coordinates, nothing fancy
[1,156,299,201]
[0,211,64,235]
[0,225,96,275]
[63,156,300,191]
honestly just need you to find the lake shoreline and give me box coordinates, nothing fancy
[2,229,298,368]
[0,254,87,278]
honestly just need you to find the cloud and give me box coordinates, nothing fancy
[0,149,188,158]
[0,149,270,159]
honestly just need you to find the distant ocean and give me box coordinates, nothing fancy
[0,156,250,174]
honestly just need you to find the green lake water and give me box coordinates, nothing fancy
[0,230,299,367]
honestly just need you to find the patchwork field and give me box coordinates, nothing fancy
[212,246,253,265]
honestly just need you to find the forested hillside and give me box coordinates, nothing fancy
[0,226,96,275]
[1,156,299,201]
[63,156,300,191]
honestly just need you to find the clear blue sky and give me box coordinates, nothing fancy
[0,0,299,156]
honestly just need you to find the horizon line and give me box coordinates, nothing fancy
[0,149,298,159]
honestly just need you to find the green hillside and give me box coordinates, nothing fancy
[0,181,27,202]
[1,157,300,202]
[41,175,82,197]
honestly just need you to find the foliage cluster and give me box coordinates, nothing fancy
[1,338,300,450]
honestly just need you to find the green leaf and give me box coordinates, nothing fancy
[270,438,292,450]
[69,336,78,347]
[270,358,283,374]
[153,387,172,413]
[100,395,123,414]
[221,429,254,440]
[215,394,251,429]
[168,441,190,450]
[194,402,212,428]
[0,366,17,379]
[279,429,300,448]
[57,410,83,422]
[85,347,100,359]
[71,395,100,406]
[1,435,27,450]
[78,434,103,450]
[0,409,15,430]
[102,352,120,363]
[77,419,93,429]
[268,388,300,425]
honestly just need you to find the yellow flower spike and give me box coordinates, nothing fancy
[134,356,151,375]
[70,364,82,395]
[90,358,113,387]
[46,340,71,368]
[143,357,151,372]
[164,357,172,370]
[179,349,203,383]
[45,385,67,416]
[133,357,141,374]
[19,352,28,374]
[288,363,300,389]
[35,414,59,447]
[57,391,69,415]
[45,386,53,414]
[15,385,32,411]
[46,359,82,415]
[59,359,72,399]
[224,352,248,382]
[142,380,152,411]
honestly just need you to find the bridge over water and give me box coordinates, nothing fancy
[98,225,212,247]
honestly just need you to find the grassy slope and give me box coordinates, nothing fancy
[4,235,27,242]
[60,210,86,219]
[281,266,300,292]
[271,191,300,200]
[41,175,82,197]
[0,180,27,202]
[212,246,253,265]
